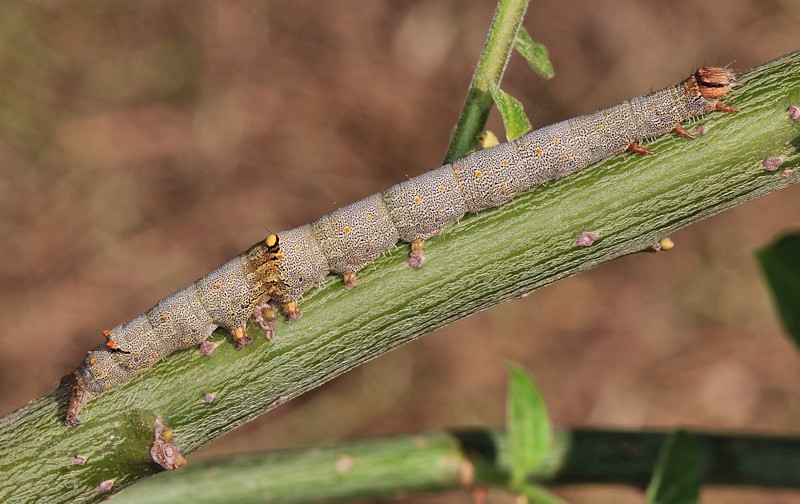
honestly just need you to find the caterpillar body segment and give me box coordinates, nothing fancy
[65,238,284,426]
[311,194,400,287]
[270,225,330,314]
[381,164,466,243]
[147,287,217,352]
[382,164,467,268]
[65,67,737,426]
[194,256,257,348]
[452,140,532,212]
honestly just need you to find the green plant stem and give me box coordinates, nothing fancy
[114,428,800,503]
[442,0,529,163]
[1,51,798,504]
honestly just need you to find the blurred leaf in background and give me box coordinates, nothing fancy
[507,365,552,488]
[646,430,701,504]
[757,233,800,347]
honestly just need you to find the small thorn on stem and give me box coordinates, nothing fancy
[575,231,599,247]
[763,156,782,172]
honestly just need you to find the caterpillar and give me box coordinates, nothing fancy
[63,66,738,426]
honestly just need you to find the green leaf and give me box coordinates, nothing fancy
[489,83,532,141]
[514,27,554,79]
[646,430,702,504]
[515,482,567,504]
[756,233,800,346]
[507,365,552,487]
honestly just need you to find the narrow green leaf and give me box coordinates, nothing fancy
[507,366,552,487]
[515,482,567,504]
[489,83,532,140]
[646,430,702,504]
[756,233,800,346]
[514,27,554,79]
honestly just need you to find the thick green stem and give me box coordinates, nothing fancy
[442,0,529,163]
[0,51,798,504]
[115,428,800,503]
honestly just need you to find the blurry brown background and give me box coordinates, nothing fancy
[1,1,799,502]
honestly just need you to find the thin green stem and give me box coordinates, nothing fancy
[115,428,800,503]
[442,0,529,163]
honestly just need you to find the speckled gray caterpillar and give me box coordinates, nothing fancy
[64,67,737,426]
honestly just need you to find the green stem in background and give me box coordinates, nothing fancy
[442,0,529,163]
[1,51,798,504]
[115,428,800,503]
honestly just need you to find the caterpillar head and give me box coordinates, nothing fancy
[694,67,736,100]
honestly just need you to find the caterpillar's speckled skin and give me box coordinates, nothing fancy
[64,238,285,426]
[65,67,737,426]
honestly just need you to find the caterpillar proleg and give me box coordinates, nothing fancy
[64,66,737,426]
